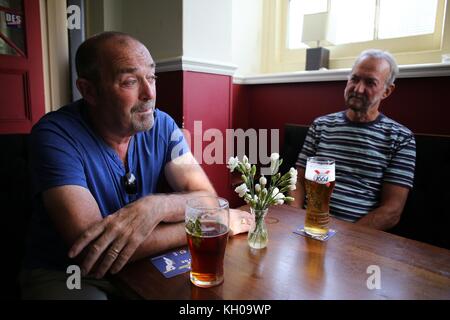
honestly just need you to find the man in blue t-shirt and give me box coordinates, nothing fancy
[21,32,253,299]
[290,49,416,230]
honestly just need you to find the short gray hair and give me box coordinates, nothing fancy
[352,49,399,86]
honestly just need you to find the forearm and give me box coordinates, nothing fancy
[130,222,186,261]
[356,206,402,230]
[289,168,306,209]
[289,188,304,209]
[143,190,216,223]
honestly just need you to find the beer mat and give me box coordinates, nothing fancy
[150,248,191,278]
[293,225,337,241]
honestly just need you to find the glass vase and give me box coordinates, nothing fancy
[248,208,268,249]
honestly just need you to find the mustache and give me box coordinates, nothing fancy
[348,92,367,101]
[131,101,155,113]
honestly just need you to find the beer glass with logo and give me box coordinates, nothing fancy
[185,196,229,288]
[304,157,335,237]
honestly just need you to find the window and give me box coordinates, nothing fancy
[378,0,438,39]
[262,0,447,73]
[327,0,376,45]
[288,0,439,48]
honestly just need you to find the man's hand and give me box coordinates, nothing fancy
[229,209,254,236]
[68,197,162,278]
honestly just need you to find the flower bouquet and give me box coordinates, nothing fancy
[227,153,297,249]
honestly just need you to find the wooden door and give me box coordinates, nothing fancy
[0,0,44,133]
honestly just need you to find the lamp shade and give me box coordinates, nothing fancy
[302,12,329,46]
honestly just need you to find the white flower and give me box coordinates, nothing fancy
[288,167,298,185]
[270,153,281,175]
[227,156,239,172]
[271,187,279,196]
[289,167,297,177]
[274,192,285,201]
[270,153,280,161]
[259,176,267,186]
[231,153,297,210]
[234,183,249,198]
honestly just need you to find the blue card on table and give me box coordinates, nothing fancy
[293,225,337,241]
[150,248,191,278]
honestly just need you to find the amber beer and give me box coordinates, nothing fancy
[187,222,228,287]
[185,196,230,288]
[304,157,335,237]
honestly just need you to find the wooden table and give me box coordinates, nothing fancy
[116,205,450,299]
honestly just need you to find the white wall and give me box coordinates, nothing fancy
[122,0,183,60]
[82,0,267,74]
[103,0,123,32]
[231,0,264,76]
[85,0,104,36]
[183,0,233,63]
[86,0,183,60]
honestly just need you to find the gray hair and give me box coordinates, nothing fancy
[352,49,399,86]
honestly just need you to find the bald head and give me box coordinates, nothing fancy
[75,32,146,83]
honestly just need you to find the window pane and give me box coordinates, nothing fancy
[327,0,376,45]
[303,0,328,14]
[287,0,306,49]
[0,5,25,56]
[288,0,329,49]
[378,0,438,39]
[0,0,23,12]
[0,36,19,55]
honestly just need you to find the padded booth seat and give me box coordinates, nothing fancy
[0,134,32,299]
[389,134,450,249]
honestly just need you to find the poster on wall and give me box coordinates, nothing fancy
[5,12,22,28]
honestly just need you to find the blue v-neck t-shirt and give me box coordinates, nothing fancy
[25,99,189,270]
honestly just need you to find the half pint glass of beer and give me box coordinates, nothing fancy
[185,196,230,288]
[304,157,335,237]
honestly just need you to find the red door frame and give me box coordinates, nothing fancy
[0,0,45,134]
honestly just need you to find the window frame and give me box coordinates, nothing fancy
[262,0,448,73]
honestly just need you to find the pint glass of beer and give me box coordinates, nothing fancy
[185,196,229,288]
[304,157,335,237]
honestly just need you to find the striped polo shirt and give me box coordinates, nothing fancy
[296,111,416,222]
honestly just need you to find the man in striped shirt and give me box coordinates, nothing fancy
[291,49,416,230]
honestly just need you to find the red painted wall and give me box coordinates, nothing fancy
[231,83,250,130]
[233,76,450,148]
[157,72,450,208]
[155,71,184,127]
[183,71,233,200]
[156,70,241,206]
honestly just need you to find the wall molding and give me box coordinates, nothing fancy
[233,63,450,85]
[156,58,450,83]
[156,56,237,76]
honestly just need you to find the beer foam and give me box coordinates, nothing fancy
[305,162,335,183]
